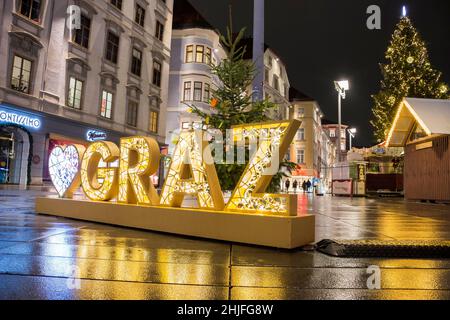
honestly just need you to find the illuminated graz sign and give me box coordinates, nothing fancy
[0,109,41,129]
[49,120,300,216]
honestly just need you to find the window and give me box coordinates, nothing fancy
[105,32,120,64]
[155,21,164,41]
[296,149,305,164]
[110,0,122,10]
[19,0,41,22]
[285,147,291,161]
[182,122,191,130]
[185,45,194,63]
[196,45,204,63]
[149,111,159,133]
[11,55,32,94]
[73,15,91,48]
[131,48,142,76]
[67,77,83,109]
[267,56,273,67]
[273,75,280,91]
[264,69,269,83]
[205,47,211,65]
[100,90,113,119]
[193,82,202,101]
[127,101,138,127]
[329,129,336,138]
[203,83,210,102]
[135,4,145,26]
[297,128,305,141]
[152,60,162,87]
[183,82,191,101]
[297,107,305,118]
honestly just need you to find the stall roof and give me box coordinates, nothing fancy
[386,98,450,147]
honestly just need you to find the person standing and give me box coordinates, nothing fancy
[285,179,291,193]
[293,180,298,193]
[302,181,307,193]
[306,180,312,193]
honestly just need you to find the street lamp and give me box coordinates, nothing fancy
[348,128,357,150]
[334,80,350,162]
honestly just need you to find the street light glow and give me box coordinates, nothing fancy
[349,128,357,134]
[336,80,350,91]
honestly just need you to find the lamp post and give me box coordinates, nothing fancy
[348,128,357,150]
[334,80,349,162]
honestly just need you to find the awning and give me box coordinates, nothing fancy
[386,98,450,147]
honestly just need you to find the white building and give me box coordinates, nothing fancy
[165,0,226,151]
[0,0,173,186]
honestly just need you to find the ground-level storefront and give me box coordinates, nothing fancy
[0,103,166,187]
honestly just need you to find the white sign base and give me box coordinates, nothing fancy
[35,197,315,249]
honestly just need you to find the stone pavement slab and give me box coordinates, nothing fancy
[0,187,449,300]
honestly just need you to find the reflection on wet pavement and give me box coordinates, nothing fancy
[0,188,449,300]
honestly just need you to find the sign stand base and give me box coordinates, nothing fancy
[36,197,315,249]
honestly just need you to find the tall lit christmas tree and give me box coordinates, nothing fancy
[371,12,449,142]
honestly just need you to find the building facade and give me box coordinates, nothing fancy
[165,0,226,152]
[239,38,290,121]
[0,0,173,186]
[287,87,336,193]
[322,121,349,161]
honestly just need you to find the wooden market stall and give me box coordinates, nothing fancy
[386,98,450,202]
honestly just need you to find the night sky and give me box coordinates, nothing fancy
[187,0,450,147]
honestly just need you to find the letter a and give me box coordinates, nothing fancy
[366,5,381,30]
[160,130,224,210]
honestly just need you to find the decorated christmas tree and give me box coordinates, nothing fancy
[371,16,449,142]
[189,27,295,192]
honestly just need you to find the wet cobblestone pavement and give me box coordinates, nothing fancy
[0,187,449,300]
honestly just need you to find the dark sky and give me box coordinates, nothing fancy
[187,0,450,147]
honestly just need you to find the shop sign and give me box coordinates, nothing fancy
[332,180,353,196]
[0,109,41,129]
[86,130,107,142]
[48,120,301,216]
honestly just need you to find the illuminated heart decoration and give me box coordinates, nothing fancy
[48,145,85,198]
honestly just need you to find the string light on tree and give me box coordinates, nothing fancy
[371,9,450,142]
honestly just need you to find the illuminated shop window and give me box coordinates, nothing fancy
[100,90,113,119]
[68,77,83,109]
[149,111,159,133]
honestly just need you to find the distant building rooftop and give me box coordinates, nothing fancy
[289,87,314,102]
[173,0,215,31]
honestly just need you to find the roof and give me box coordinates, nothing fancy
[289,87,314,102]
[172,0,215,31]
[236,37,269,60]
[386,98,450,147]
